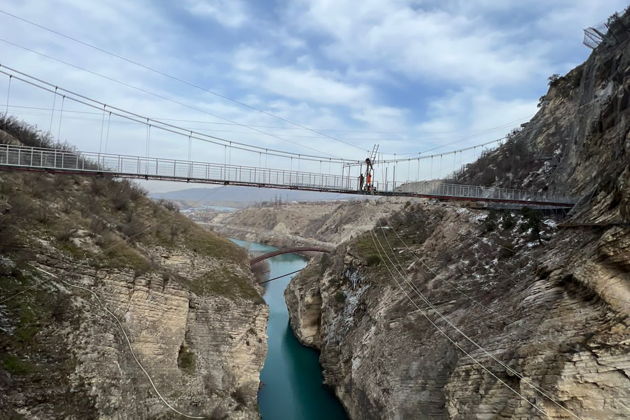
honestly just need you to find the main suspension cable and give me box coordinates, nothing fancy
[0,43,351,162]
[0,66,356,164]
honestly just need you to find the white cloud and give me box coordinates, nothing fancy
[534,0,629,39]
[286,0,628,90]
[233,47,270,71]
[261,67,372,106]
[182,0,249,28]
[412,87,538,150]
[231,46,373,106]
[351,105,407,131]
[288,0,551,87]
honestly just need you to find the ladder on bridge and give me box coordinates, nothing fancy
[369,144,379,166]
[365,144,378,192]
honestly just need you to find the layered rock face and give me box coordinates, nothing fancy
[287,203,629,419]
[285,11,630,420]
[31,250,267,420]
[0,122,267,419]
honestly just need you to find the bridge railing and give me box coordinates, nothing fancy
[0,144,357,191]
[394,179,574,205]
[0,144,575,205]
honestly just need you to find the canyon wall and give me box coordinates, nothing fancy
[0,122,267,419]
[285,11,630,419]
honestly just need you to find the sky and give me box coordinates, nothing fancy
[0,0,626,192]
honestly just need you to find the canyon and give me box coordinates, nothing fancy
[1,8,629,420]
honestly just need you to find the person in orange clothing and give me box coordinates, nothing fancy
[366,172,372,192]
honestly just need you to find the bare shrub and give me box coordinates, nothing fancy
[0,115,55,148]
[89,217,108,235]
[119,215,147,243]
[210,405,229,420]
[231,385,250,406]
[0,222,21,254]
[34,204,51,224]
[158,199,179,212]
[105,180,145,212]
[29,176,55,199]
[55,227,73,243]
[53,174,74,190]
[112,193,130,212]
[51,293,73,322]
[90,178,108,197]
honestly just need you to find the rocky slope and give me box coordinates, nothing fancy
[203,199,406,249]
[457,12,630,224]
[0,118,267,419]
[285,10,630,420]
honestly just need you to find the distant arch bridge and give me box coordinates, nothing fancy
[250,247,331,266]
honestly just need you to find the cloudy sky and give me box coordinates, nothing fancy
[0,0,626,191]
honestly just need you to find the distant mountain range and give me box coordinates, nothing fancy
[149,186,366,205]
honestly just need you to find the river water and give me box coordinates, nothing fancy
[230,239,347,420]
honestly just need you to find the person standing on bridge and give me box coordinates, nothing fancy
[364,157,374,192]
[359,173,364,191]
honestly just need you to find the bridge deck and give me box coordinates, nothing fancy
[0,144,575,208]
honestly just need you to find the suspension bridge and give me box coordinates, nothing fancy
[0,64,576,208]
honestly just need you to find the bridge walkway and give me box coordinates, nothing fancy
[0,144,576,208]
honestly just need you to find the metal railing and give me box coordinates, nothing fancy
[0,144,576,206]
[395,180,574,206]
[0,144,356,191]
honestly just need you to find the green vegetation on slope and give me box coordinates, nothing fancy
[184,267,264,304]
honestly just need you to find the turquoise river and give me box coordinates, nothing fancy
[231,239,348,420]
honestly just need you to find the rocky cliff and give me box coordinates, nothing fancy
[285,10,630,420]
[0,119,267,419]
[457,11,630,224]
